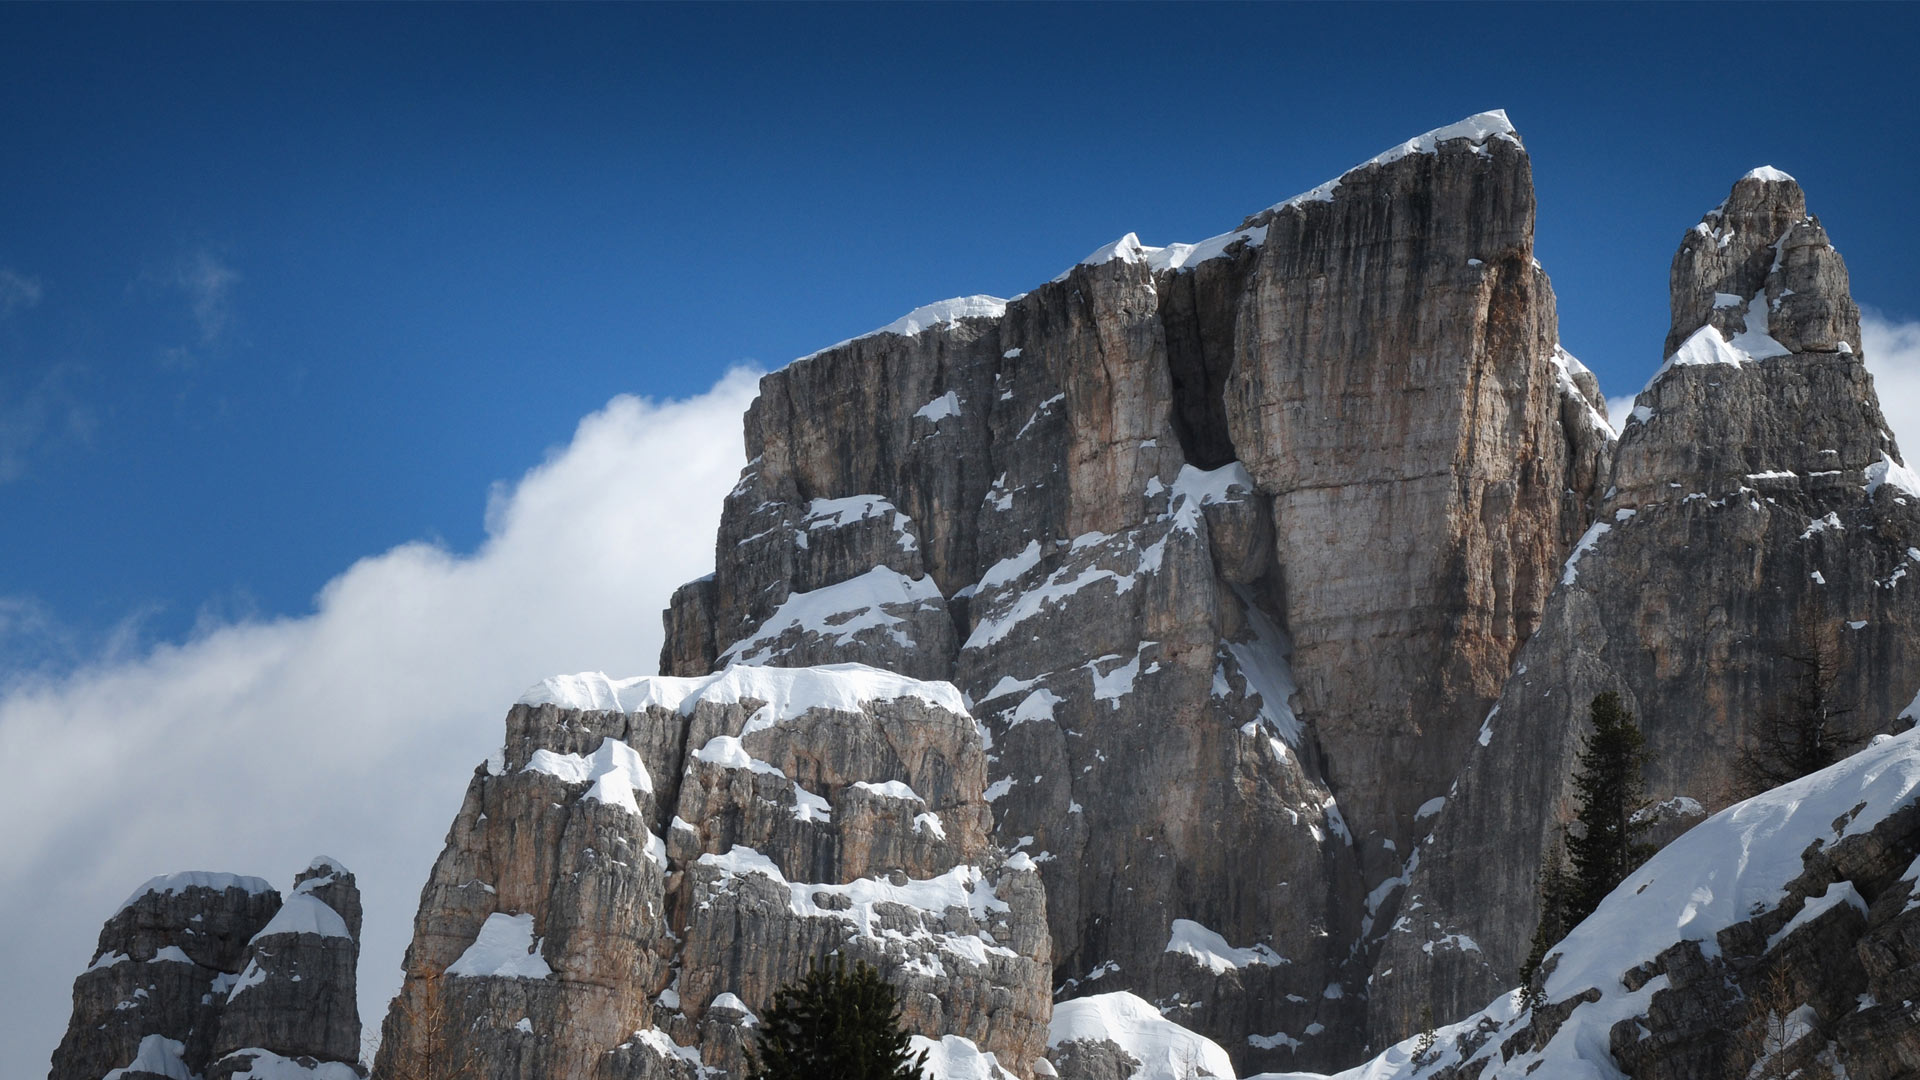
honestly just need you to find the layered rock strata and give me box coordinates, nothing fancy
[1375,168,1920,1043]
[660,110,1610,1072]
[49,861,364,1080]
[373,664,1048,1080]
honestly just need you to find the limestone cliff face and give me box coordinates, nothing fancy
[49,861,364,1080]
[661,110,1610,1074]
[1373,168,1920,1045]
[373,665,1048,1080]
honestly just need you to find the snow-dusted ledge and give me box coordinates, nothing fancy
[518,661,970,725]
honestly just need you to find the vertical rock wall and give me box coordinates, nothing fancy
[660,111,1610,1073]
[1374,169,1920,1044]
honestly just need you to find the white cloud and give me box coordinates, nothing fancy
[1604,393,1639,435]
[1863,309,1920,459]
[0,368,760,1072]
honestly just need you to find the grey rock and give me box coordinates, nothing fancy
[50,864,364,1080]
[375,668,1048,1080]
[659,112,1606,1073]
[1374,170,1920,1046]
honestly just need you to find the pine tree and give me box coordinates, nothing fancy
[1520,694,1652,1010]
[1517,841,1575,1008]
[1734,630,1859,798]
[1565,691,1653,919]
[748,956,927,1080]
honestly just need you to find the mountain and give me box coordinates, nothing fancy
[46,112,1920,1080]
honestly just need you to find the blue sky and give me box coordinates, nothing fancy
[4,3,1918,666]
[4,4,1920,1071]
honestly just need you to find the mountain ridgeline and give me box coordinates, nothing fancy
[51,112,1920,1080]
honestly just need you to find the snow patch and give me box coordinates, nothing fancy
[249,893,349,943]
[1164,918,1287,974]
[105,1036,196,1080]
[912,1033,1020,1080]
[1049,991,1238,1080]
[1561,521,1612,586]
[446,912,553,979]
[525,737,655,815]
[915,391,963,424]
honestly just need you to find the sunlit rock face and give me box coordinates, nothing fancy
[372,666,1049,1080]
[661,110,1609,1074]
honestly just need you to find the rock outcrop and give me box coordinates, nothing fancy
[660,110,1610,1072]
[1373,167,1920,1043]
[49,862,364,1080]
[1303,721,1920,1080]
[373,664,1048,1080]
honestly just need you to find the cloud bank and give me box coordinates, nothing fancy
[0,369,759,1072]
[1863,310,1920,459]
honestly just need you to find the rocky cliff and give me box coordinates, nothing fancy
[47,116,1920,1080]
[372,664,1047,1080]
[658,109,1609,1074]
[1372,168,1920,1044]
[49,860,364,1080]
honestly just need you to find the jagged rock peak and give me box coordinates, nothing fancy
[796,109,1528,359]
[1371,164,1920,1051]
[1664,166,1858,361]
[1614,170,1893,503]
[49,860,364,1080]
[375,662,1047,1080]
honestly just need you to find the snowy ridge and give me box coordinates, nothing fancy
[799,295,1008,361]
[807,113,1521,361]
[517,660,970,724]
[1262,109,1519,216]
[117,871,275,915]
[1744,165,1797,184]
[1864,452,1920,500]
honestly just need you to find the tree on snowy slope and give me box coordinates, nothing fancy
[1735,628,1861,798]
[1520,693,1653,1007]
[748,956,927,1080]
[1517,841,1576,1007]
[1566,692,1654,919]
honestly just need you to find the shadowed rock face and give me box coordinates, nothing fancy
[48,862,364,1080]
[373,667,1049,1080]
[661,112,1610,1073]
[1372,169,1920,1046]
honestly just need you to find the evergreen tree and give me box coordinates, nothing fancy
[748,956,927,1080]
[1520,693,1652,1010]
[1734,631,1859,798]
[1565,691,1653,920]
[1517,841,1576,1008]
